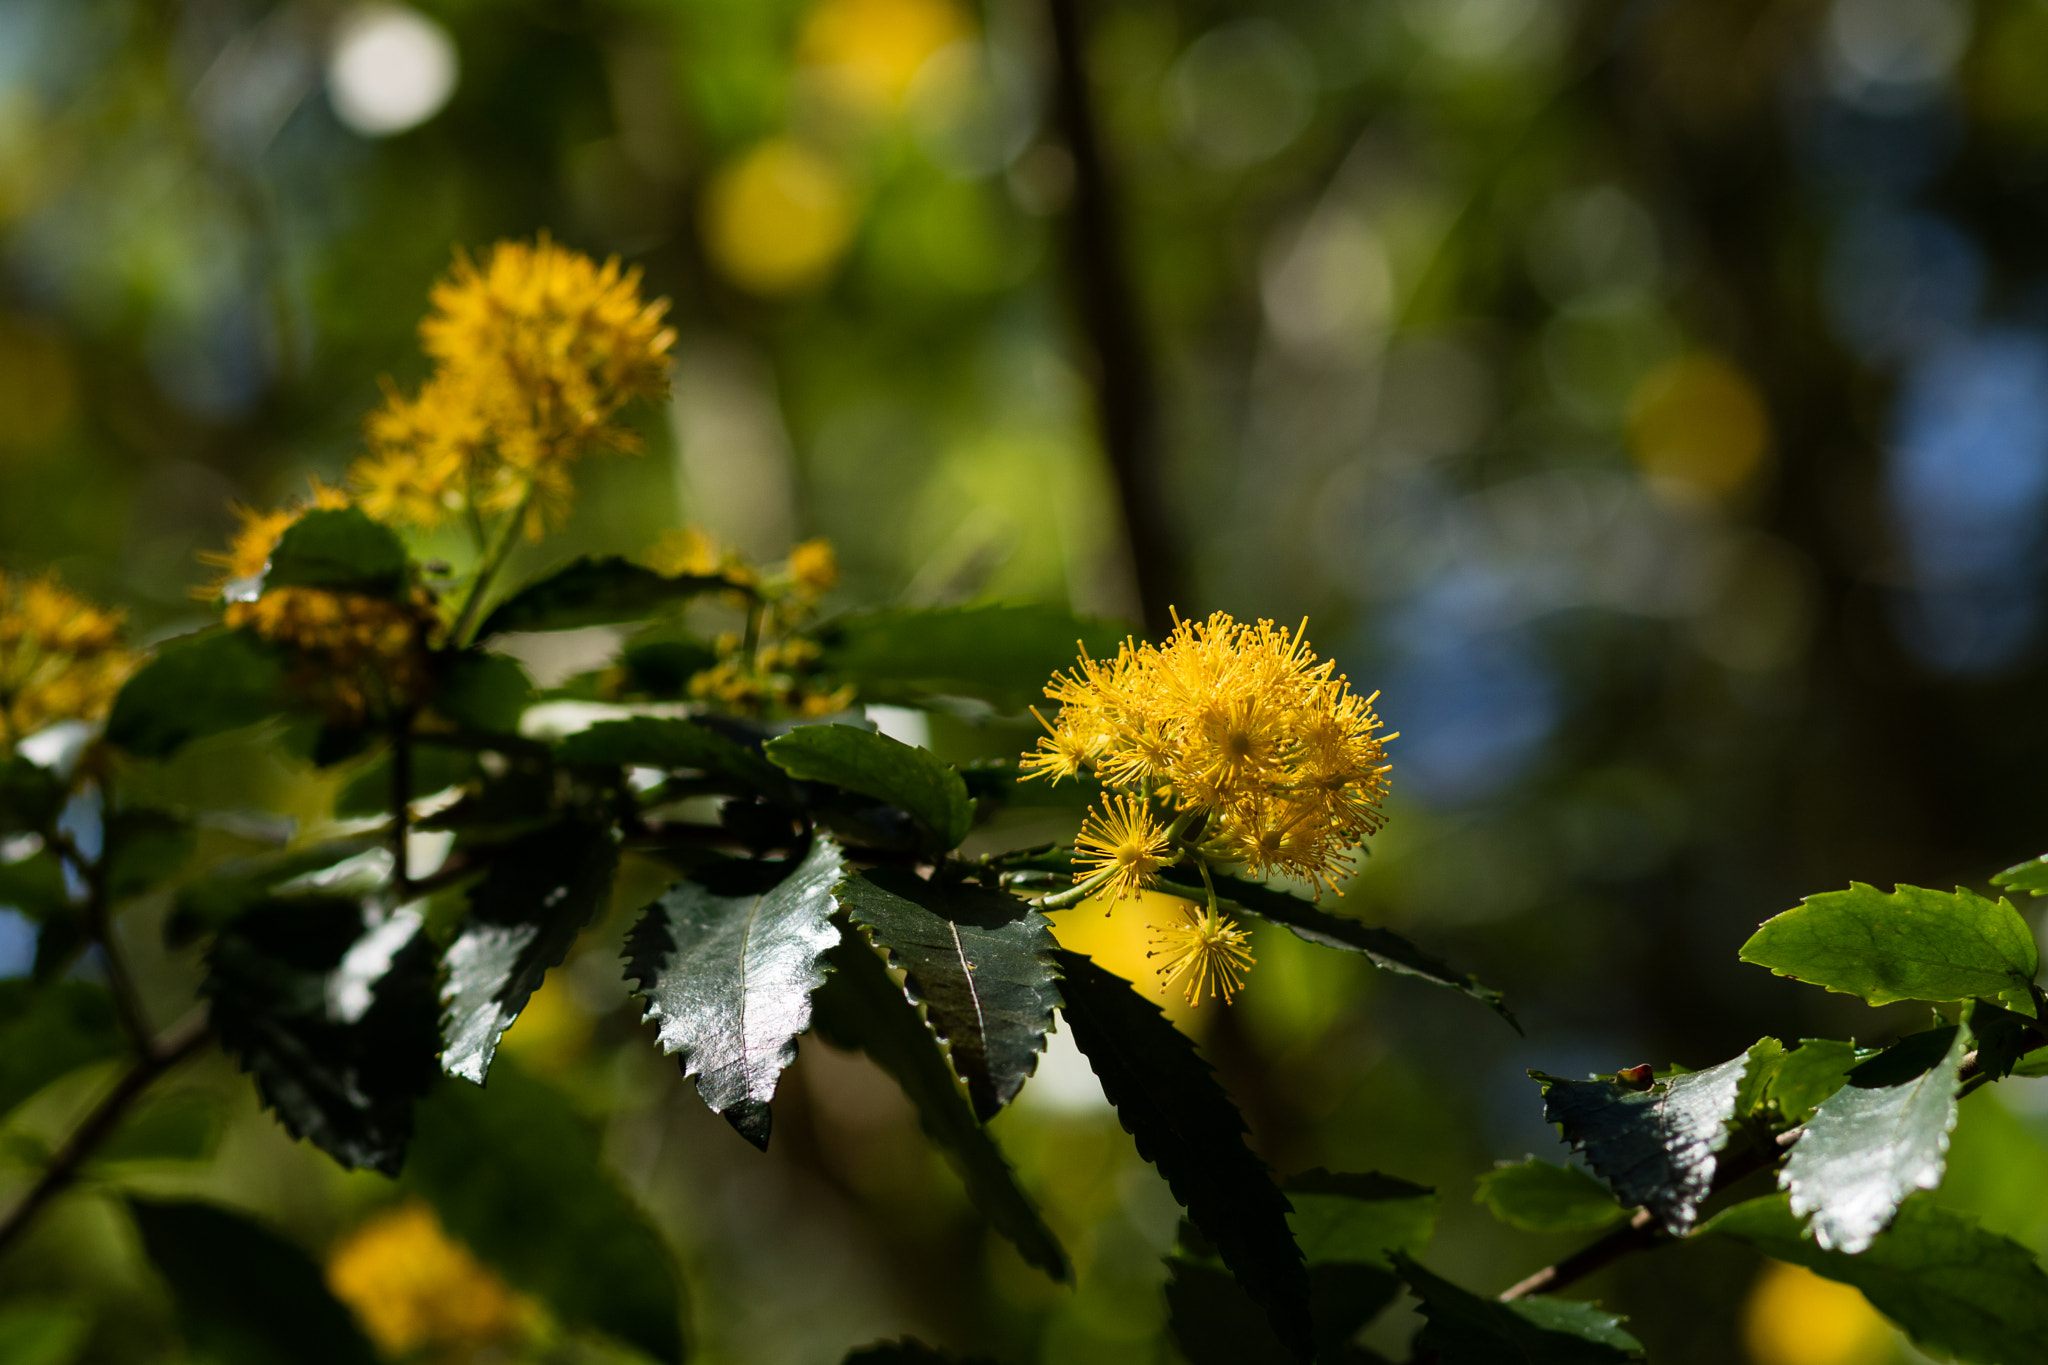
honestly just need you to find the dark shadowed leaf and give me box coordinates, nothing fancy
[1705,1194,2048,1365]
[479,556,734,637]
[128,1198,377,1365]
[959,760,1101,809]
[0,757,64,834]
[1396,1255,1642,1364]
[0,849,67,920]
[263,507,408,598]
[841,1340,996,1365]
[1968,998,2037,1081]
[817,604,1132,711]
[1740,883,2039,1009]
[625,838,844,1148]
[167,837,382,945]
[1534,1048,1750,1235]
[0,980,120,1120]
[765,725,972,849]
[810,928,1068,1279]
[106,630,286,759]
[442,820,619,1085]
[101,808,193,900]
[432,651,533,734]
[205,897,441,1174]
[1475,1159,1628,1234]
[1054,949,1310,1360]
[1160,868,1514,1028]
[832,870,1057,1119]
[1781,1024,1970,1253]
[335,744,476,819]
[405,1060,684,1363]
[556,715,788,796]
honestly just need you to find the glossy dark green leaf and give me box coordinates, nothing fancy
[625,838,844,1148]
[479,555,734,637]
[102,808,194,900]
[1160,868,1514,1028]
[1475,1159,1628,1234]
[106,629,286,759]
[0,980,120,1120]
[817,604,1131,711]
[1054,948,1310,1360]
[1781,1023,1970,1253]
[1967,998,2037,1081]
[765,724,972,849]
[556,715,788,795]
[0,850,67,919]
[810,928,1068,1279]
[0,757,63,834]
[128,1198,377,1365]
[841,1340,995,1365]
[0,1302,88,1365]
[1740,883,2039,1008]
[442,820,619,1084]
[1992,854,2048,897]
[262,507,408,598]
[1705,1193,2048,1365]
[432,651,533,734]
[831,870,1057,1120]
[405,1060,684,1363]
[166,837,382,945]
[1534,1048,1750,1235]
[205,897,441,1174]
[1396,1255,1642,1364]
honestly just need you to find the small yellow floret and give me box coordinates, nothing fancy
[327,1202,527,1357]
[0,570,136,746]
[1074,794,1173,901]
[785,538,839,596]
[1151,905,1256,1006]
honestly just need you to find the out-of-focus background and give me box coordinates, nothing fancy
[4,0,2048,1361]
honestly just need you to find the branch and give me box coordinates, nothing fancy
[0,1015,210,1262]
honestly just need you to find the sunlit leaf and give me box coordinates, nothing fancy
[1992,854,2048,897]
[1740,883,2039,1009]
[1474,1159,1628,1234]
[1761,1038,1862,1124]
[479,556,734,637]
[765,724,973,849]
[105,629,286,759]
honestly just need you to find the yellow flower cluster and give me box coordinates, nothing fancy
[326,1202,527,1359]
[0,570,135,747]
[202,483,437,721]
[350,237,675,541]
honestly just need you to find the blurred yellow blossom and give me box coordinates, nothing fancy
[1741,1262,1891,1365]
[786,537,839,596]
[702,140,857,295]
[327,1202,527,1359]
[798,0,971,109]
[0,569,135,747]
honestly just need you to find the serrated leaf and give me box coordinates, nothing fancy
[0,980,120,1120]
[405,1059,683,1362]
[1764,1038,1862,1124]
[625,838,844,1148]
[432,651,533,733]
[817,604,1131,712]
[1475,1159,1628,1234]
[263,507,409,599]
[810,928,1068,1279]
[1993,853,2048,897]
[1160,868,1514,1028]
[442,820,619,1085]
[1741,883,2039,1007]
[101,808,193,900]
[106,629,286,758]
[1534,1048,1750,1235]
[1053,948,1310,1360]
[205,898,441,1174]
[765,725,973,849]
[0,850,67,920]
[1780,1023,1970,1253]
[1396,1254,1641,1363]
[841,1340,996,1365]
[1732,1037,1787,1119]
[1705,1193,2048,1365]
[1969,998,2036,1080]
[479,555,734,637]
[128,1198,377,1365]
[831,870,1057,1120]
[555,716,788,795]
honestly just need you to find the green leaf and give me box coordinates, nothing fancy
[442,820,619,1085]
[101,808,194,900]
[1780,1023,1971,1253]
[1705,1194,2048,1365]
[1395,1254,1642,1363]
[817,604,1131,712]
[432,651,533,734]
[405,1059,684,1363]
[810,928,1068,1279]
[479,555,734,637]
[262,507,408,598]
[167,837,382,945]
[1053,948,1310,1360]
[765,724,973,849]
[1474,1159,1628,1234]
[1993,853,2048,897]
[1160,868,1514,1028]
[0,980,120,1120]
[106,629,287,758]
[93,1091,221,1165]
[831,870,1058,1120]
[0,756,63,834]
[0,1302,88,1365]
[556,716,788,796]
[128,1198,377,1365]
[1761,1038,1861,1125]
[205,897,441,1174]
[625,838,845,1148]
[841,1341,995,1365]
[1740,883,2039,1007]
[335,743,476,819]
[1533,1047,1750,1235]
[0,850,67,920]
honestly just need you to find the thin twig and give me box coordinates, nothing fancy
[0,1016,210,1262]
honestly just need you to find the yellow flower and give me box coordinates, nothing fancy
[1074,794,1173,901]
[0,570,136,747]
[1151,905,1255,1006]
[327,1202,527,1358]
[785,538,839,596]
[198,480,352,595]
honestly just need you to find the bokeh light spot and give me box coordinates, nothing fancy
[326,3,459,138]
[1164,21,1315,170]
[703,139,858,295]
[1741,1262,1891,1365]
[799,0,971,112]
[1626,352,1771,497]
